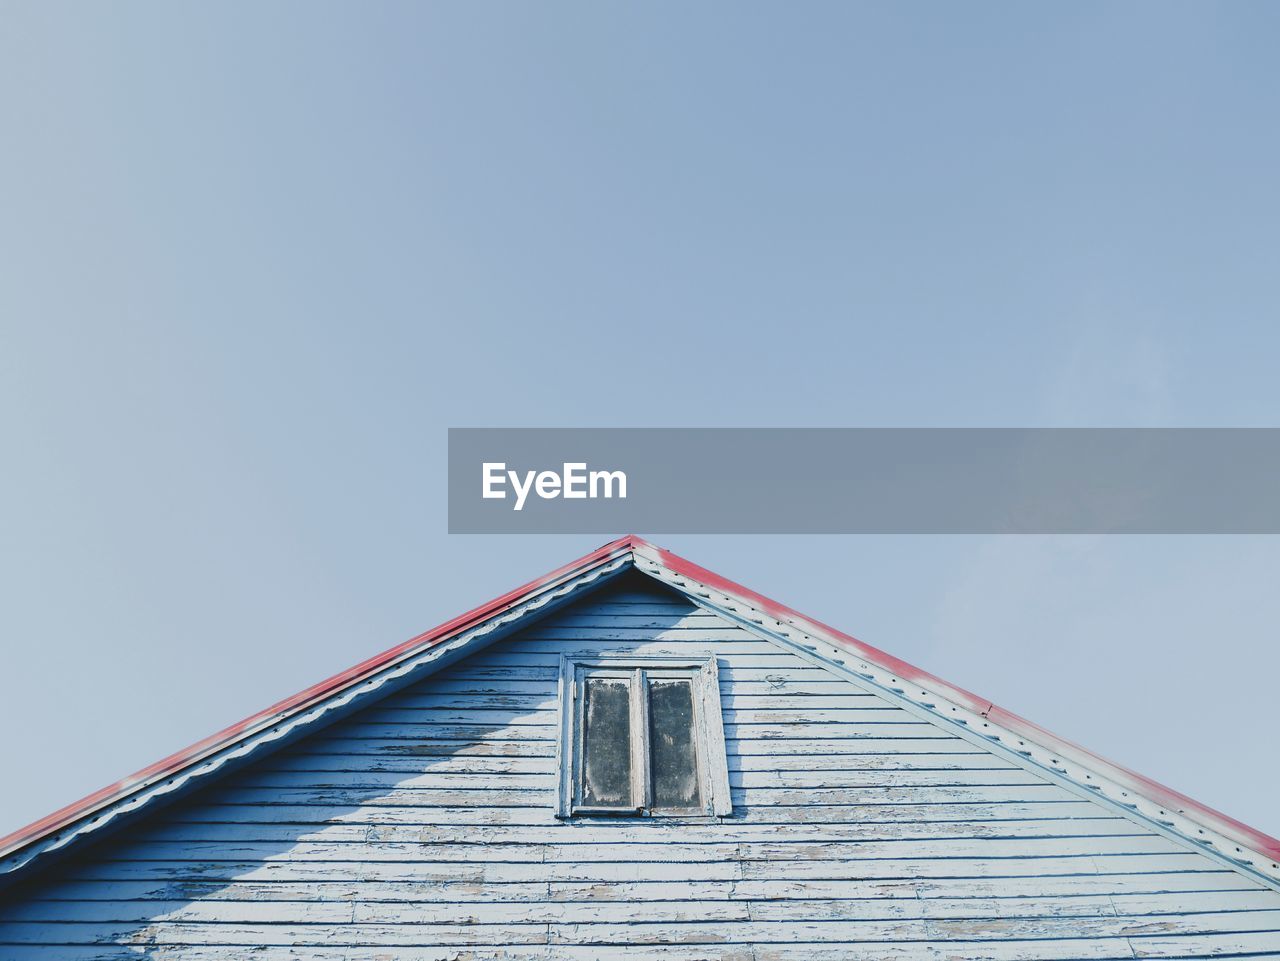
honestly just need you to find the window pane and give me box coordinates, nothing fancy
[648,679,702,811]
[581,677,633,807]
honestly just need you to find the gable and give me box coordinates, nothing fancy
[4,573,1280,959]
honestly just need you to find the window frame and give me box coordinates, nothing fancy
[555,654,732,818]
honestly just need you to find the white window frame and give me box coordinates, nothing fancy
[555,654,732,818]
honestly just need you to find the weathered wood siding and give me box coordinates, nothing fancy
[3,575,1279,959]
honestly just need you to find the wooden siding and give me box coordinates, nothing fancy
[3,575,1278,960]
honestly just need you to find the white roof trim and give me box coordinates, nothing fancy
[0,553,632,881]
[631,548,1280,891]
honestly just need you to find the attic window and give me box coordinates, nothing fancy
[556,655,731,818]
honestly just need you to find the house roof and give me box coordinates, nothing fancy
[2,535,1277,888]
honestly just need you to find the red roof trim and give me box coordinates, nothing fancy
[0,536,638,864]
[634,537,1280,865]
[4,534,1277,875]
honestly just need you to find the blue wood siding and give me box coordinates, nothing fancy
[2,576,1279,959]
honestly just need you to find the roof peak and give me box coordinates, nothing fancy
[3,536,1278,889]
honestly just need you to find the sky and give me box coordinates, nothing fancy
[1,3,1279,841]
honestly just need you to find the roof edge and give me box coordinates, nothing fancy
[0,535,639,868]
[4,534,1276,888]
[629,537,1280,879]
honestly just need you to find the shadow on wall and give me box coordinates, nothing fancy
[0,577,705,957]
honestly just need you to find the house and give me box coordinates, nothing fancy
[1,535,1278,959]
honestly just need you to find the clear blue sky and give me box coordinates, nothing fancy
[2,3,1279,840]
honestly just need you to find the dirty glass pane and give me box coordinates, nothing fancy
[647,679,702,811]
[581,677,633,807]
